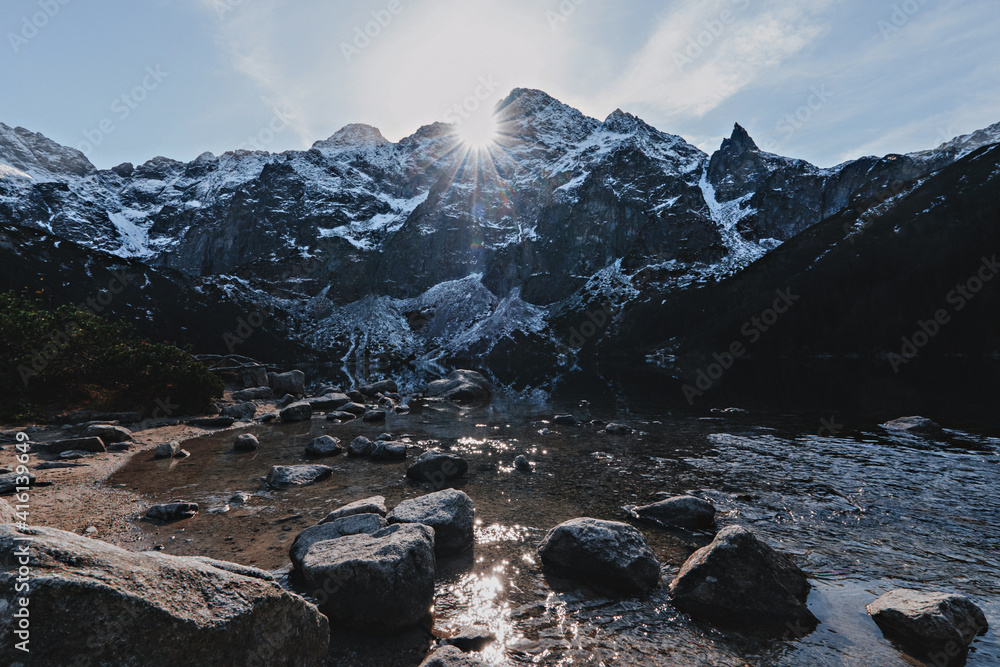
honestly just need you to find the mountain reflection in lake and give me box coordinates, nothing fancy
[111,394,1000,666]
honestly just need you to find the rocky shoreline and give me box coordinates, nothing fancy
[0,370,993,666]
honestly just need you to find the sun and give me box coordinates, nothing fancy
[456,112,499,148]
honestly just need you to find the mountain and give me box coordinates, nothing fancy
[1,91,998,382]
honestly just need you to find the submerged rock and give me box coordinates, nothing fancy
[538,518,660,593]
[266,464,333,489]
[442,625,496,652]
[299,523,435,632]
[233,434,259,451]
[424,370,492,403]
[388,489,475,556]
[0,524,328,665]
[304,435,342,457]
[280,401,313,423]
[668,525,817,634]
[513,455,533,473]
[866,589,988,666]
[406,450,469,485]
[634,495,716,529]
[321,496,388,523]
[419,645,487,666]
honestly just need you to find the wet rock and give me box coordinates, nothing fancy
[347,436,378,457]
[49,436,106,454]
[321,496,388,523]
[305,393,350,411]
[866,589,988,666]
[346,390,364,403]
[326,411,356,422]
[277,393,296,409]
[81,424,133,443]
[299,523,435,632]
[280,401,313,423]
[538,518,660,593]
[360,379,398,396]
[221,402,256,421]
[514,455,533,473]
[634,495,716,529]
[188,416,235,429]
[155,441,182,458]
[313,385,340,396]
[258,412,278,423]
[395,404,410,414]
[881,416,943,435]
[266,464,333,489]
[406,450,469,484]
[340,402,367,415]
[290,513,388,568]
[371,442,407,460]
[552,414,578,426]
[604,423,633,435]
[233,434,259,451]
[424,370,492,403]
[0,524,329,665]
[377,432,393,441]
[146,503,199,522]
[419,645,487,666]
[268,369,306,396]
[305,435,342,457]
[668,525,817,633]
[363,409,387,423]
[232,386,272,401]
[442,625,496,652]
[388,488,475,556]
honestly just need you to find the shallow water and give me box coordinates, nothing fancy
[111,396,1000,666]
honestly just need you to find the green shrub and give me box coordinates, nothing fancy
[0,292,223,421]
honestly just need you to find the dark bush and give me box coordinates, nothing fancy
[0,292,223,421]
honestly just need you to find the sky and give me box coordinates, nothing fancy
[1,0,998,169]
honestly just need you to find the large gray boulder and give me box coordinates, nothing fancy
[634,495,716,529]
[290,513,388,568]
[866,589,989,666]
[0,525,329,666]
[266,465,333,489]
[388,489,475,556]
[669,525,817,633]
[268,369,306,396]
[406,450,469,485]
[299,523,435,632]
[321,496,387,523]
[424,370,492,403]
[279,401,313,423]
[81,424,133,443]
[537,518,660,593]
